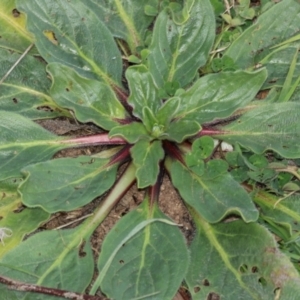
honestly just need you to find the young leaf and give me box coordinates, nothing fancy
[95,198,189,300]
[167,158,258,223]
[0,226,94,298]
[16,0,123,86]
[0,179,49,258]
[174,69,267,123]
[19,156,118,213]
[48,63,128,130]
[131,140,164,188]
[217,102,300,158]
[109,122,150,143]
[0,49,67,119]
[84,0,156,52]
[0,111,69,181]
[186,214,300,299]
[0,0,35,53]
[147,0,215,88]
[126,65,161,119]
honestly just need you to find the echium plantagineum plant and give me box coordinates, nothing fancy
[2,0,300,299]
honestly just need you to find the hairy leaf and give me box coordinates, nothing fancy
[218,102,300,158]
[84,0,155,52]
[148,0,215,88]
[174,69,267,123]
[19,156,118,213]
[0,0,35,53]
[0,111,70,181]
[96,198,189,300]
[126,65,161,119]
[16,0,123,86]
[186,214,300,299]
[0,49,67,119]
[167,158,258,223]
[0,179,49,258]
[0,226,94,299]
[48,63,128,130]
[131,140,164,188]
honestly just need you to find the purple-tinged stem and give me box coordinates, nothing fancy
[196,128,227,137]
[107,144,132,167]
[163,141,186,165]
[148,163,165,207]
[62,133,127,147]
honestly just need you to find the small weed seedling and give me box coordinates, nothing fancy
[1,0,300,299]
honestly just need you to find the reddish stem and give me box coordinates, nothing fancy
[148,162,165,206]
[196,128,226,137]
[62,133,127,146]
[107,144,132,167]
[0,275,104,300]
[163,141,186,165]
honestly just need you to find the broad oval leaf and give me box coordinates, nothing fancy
[85,0,156,52]
[0,111,69,181]
[19,156,118,213]
[48,63,128,130]
[167,158,258,223]
[0,226,94,299]
[147,0,215,88]
[96,198,189,300]
[217,102,300,158]
[0,49,68,119]
[0,178,49,258]
[131,140,164,188]
[186,215,300,299]
[0,0,35,53]
[16,0,123,86]
[174,69,267,124]
[225,0,300,90]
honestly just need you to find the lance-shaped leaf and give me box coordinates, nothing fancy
[109,122,150,143]
[48,63,128,130]
[0,49,68,120]
[167,158,258,223]
[126,65,161,119]
[217,102,300,158]
[0,226,94,298]
[174,69,267,124]
[0,111,71,181]
[95,198,189,300]
[0,178,49,258]
[19,156,118,213]
[225,0,300,89]
[131,140,164,188]
[16,0,123,86]
[0,0,35,53]
[186,214,300,299]
[147,0,215,88]
[84,0,156,52]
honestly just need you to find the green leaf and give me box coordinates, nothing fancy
[0,111,70,181]
[225,0,300,88]
[174,69,267,123]
[218,102,300,158]
[167,158,258,223]
[0,179,49,258]
[0,226,94,298]
[131,140,164,188]
[0,49,68,119]
[186,214,300,299]
[96,198,189,300]
[16,0,123,86]
[126,65,161,119]
[48,63,127,130]
[156,97,181,125]
[165,119,201,143]
[147,0,215,88]
[85,0,156,52]
[0,0,36,53]
[19,156,118,213]
[109,122,150,143]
